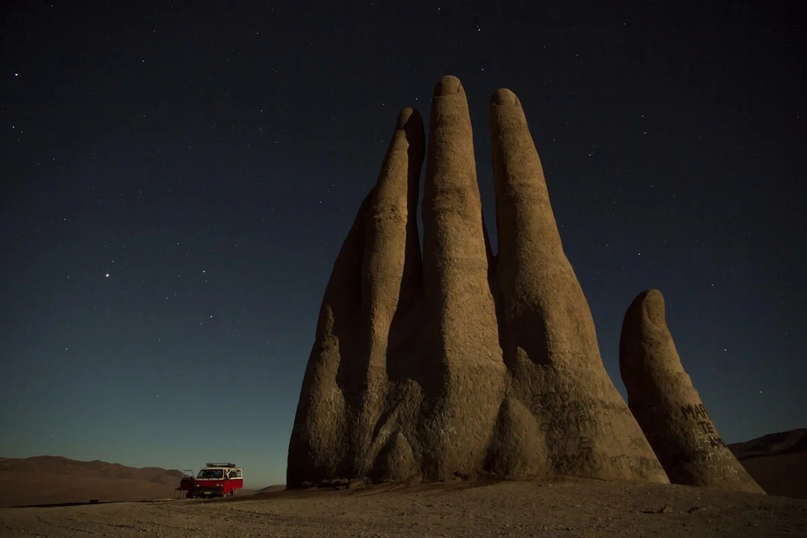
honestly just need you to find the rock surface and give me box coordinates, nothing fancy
[487,87,665,482]
[619,289,765,493]
[287,76,668,487]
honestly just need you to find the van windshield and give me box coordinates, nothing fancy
[197,469,224,479]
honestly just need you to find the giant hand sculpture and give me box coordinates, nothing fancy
[287,76,669,486]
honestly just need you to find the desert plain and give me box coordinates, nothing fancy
[1,478,806,537]
[1,430,806,537]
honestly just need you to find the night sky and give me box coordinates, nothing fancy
[1,1,804,488]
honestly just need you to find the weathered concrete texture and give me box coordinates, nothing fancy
[487,88,668,483]
[418,76,506,480]
[619,289,765,493]
[287,108,425,487]
[288,76,669,487]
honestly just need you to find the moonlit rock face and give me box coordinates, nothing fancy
[287,76,669,487]
[619,289,765,493]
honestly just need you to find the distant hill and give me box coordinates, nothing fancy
[3,430,804,507]
[0,456,184,507]
[729,429,807,499]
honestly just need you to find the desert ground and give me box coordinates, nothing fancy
[1,430,804,537]
[1,479,806,537]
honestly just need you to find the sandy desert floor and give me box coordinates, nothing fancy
[1,479,806,537]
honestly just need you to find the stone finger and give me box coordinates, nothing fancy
[287,193,371,486]
[419,75,504,479]
[620,289,765,493]
[488,89,668,483]
[362,107,424,353]
[421,75,498,346]
[350,108,424,475]
[489,87,598,367]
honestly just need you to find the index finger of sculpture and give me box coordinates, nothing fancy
[489,88,564,290]
[488,88,598,369]
[486,88,669,484]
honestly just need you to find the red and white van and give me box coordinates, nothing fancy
[179,463,244,498]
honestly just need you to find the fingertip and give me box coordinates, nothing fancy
[396,107,423,131]
[491,88,520,107]
[639,289,666,328]
[434,75,463,96]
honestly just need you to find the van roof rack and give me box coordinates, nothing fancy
[205,463,236,468]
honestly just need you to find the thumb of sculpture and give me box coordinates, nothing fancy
[619,289,765,493]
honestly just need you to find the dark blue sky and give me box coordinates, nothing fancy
[1,1,804,487]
